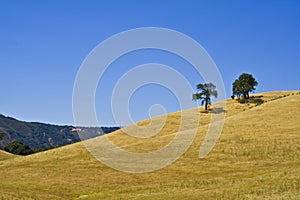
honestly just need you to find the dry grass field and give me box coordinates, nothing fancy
[0,91,299,199]
[0,150,18,161]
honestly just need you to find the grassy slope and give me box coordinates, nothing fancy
[0,150,18,161]
[0,91,299,199]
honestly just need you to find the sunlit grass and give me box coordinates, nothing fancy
[0,150,18,161]
[0,91,299,199]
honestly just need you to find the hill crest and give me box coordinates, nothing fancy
[0,90,299,199]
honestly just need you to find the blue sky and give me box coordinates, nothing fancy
[1,0,300,126]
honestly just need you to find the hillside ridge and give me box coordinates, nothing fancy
[0,113,120,153]
[0,90,299,199]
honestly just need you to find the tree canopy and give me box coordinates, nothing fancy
[193,82,218,110]
[4,141,34,155]
[232,73,258,99]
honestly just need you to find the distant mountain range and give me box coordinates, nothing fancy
[0,114,120,151]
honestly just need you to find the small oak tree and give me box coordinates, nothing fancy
[232,73,258,99]
[193,82,218,110]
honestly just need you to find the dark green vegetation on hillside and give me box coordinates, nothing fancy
[0,114,119,155]
[4,140,34,155]
[232,73,258,100]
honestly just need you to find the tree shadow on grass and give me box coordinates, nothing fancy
[238,95,264,105]
[211,107,227,114]
[200,107,227,114]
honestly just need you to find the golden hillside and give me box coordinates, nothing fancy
[0,91,299,199]
[0,149,18,161]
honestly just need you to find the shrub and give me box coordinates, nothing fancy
[4,140,34,155]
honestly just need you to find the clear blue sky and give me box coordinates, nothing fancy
[1,0,299,126]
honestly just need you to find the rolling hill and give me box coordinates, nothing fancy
[0,91,299,199]
[0,114,120,152]
[0,149,18,161]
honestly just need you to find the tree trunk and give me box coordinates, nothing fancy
[243,92,247,99]
[243,91,250,99]
[205,100,208,110]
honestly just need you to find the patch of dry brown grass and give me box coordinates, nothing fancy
[0,91,299,199]
[0,150,18,161]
